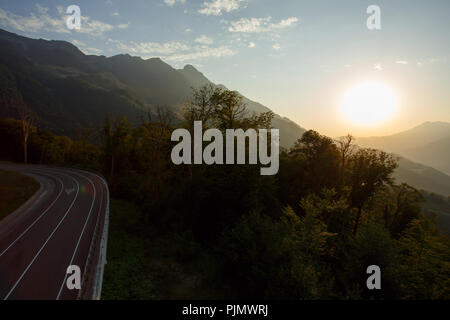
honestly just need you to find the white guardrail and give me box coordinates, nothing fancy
[92,174,109,300]
[77,171,110,300]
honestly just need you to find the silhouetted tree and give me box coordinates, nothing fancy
[347,148,397,234]
[12,98,35,164]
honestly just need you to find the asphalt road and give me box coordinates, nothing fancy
[0,163,108,300]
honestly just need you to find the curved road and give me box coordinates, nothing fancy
[0,163,109,300]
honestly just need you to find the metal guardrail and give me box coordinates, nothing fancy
[77,171,110,300]
[92,174,109,300]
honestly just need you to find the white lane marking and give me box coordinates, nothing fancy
[7,166,110,300]
[0,171,64,258]
[65,188,76,195]
[55,170,97,300]
[3,171,80,300]
[39,190,49,200]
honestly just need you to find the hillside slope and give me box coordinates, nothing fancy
[0,29,305,147]
[393,156,450,196]
[356,122,450,175]
[402,136,450,176]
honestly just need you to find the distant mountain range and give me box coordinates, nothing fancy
[0,28,305,148]
[354,121,450,197]
[394,156,450,197]
[357,122,450,176]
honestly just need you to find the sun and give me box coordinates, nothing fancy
[341,81,397,126]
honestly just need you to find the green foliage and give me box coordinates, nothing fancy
[218,208,334,299]
[341,223,398,299]
[372,184,424,236]
[0,169,40,221]
[0,117,100,169]
[278,130,341,212]
[395,217,450,299]
[348,148,398,210]
[183,84,275,131]
[421,190,450,234]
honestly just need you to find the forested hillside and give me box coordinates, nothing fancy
[1,84,449,299]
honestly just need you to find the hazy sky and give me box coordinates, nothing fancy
[0,0,449,137]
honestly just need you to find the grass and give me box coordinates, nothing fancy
[102,198,217,300]
[0,169,40,222]
[101,199,156,299]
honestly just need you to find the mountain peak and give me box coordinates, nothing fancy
[147,57,163,62]
[178,64,210,88]
[183,64,198,71]
[182,64,204,77]
[415,121,450,129]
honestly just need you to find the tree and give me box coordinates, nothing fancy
[373,183,424,236]
[101,115,132,181]
[12,98,35,164]
[280,130,341,209]
[184,85,258,131]
[335,134,356,188]
[212,89,247,130]
[347,148,398,235]
[183,84,217,127]
[396,217,450,299]
[134,106,175,221]
[342,222,399,299]
[218,207,335,299]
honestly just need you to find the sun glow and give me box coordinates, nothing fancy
[341,81,397,126]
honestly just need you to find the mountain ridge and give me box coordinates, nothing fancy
[0,28,305,147]
[356,121,450,175]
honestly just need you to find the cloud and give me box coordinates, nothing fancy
[80,47,103,55]
[72,39,103,55]
[199,0,244,16]
[416,58,443,67]
[112,12,120,16]
[0,5,113,36]
[374,64,383,71]
[195,35,213,45]
[164,46,236,62]
[0,6,69,34]
[117,23,129,29]
[35,4,49,14]
[78,16,114,36]
[110,39,191,55]
[72,39,86,46]
[395,61,408,65]
[227,16,298,33]
[110,38,235,63]
[272,44,280,51]
[248,42,255,48]
[164,0,186,7]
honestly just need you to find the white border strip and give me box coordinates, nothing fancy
[86,172,109,300]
